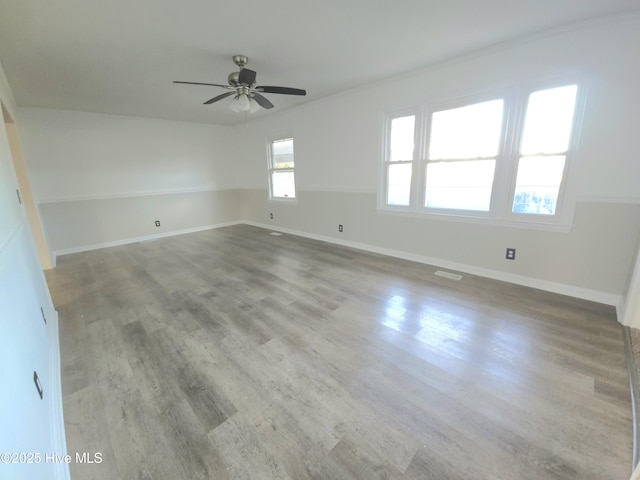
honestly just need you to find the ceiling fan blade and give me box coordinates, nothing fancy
[203,91,235,105]
[238,68,257,86]
[251,93,274,109]
[173,81,231,89]
[256,86,306,96]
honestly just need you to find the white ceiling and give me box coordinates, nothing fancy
[0,0,639,126]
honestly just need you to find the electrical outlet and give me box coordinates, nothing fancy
[270,213,274,220]
[338,224,343,232]
[506,248,516,260]
[155,220,161,227]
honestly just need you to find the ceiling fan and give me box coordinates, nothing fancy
[174,55,306,113]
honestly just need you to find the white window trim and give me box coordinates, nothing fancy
[267,135,298,203]
[380,106,423,209]
[378,79,586,232]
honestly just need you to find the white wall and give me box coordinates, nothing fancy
[19,109,240,200]
[237,15,640,305]
[240,15,640,199]
[18,109,242,254]
[0,60,69,480]
[5,121,53,269]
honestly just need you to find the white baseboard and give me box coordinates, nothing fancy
[244,221,622,308]
[51,219,623,309]
[52,221,242,259]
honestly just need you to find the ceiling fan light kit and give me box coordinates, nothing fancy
[229,93,259,113]
[174,55,306,114]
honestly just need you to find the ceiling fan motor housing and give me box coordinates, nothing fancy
[228,71,239,86]
[232,54,248,68]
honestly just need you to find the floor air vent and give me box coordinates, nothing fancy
[434,270,463,281]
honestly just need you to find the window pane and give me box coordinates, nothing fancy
[390,116,415,162]
[387,163,412,206]
[425,160,495,211]
[272,171,296,198]
[520,85,577,155]
[272,138,294,169]
[429,100,503,160]
[512,155,565,215]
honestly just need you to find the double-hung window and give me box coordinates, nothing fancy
[425,99,504,212]
[381,82,581,228]
[268,137,296,200]
[512,85,578,215]
[386,114,416,206]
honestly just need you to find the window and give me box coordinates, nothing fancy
[381,83,581,228]
[426,99,503,211]
[268,137,296,200]
[512,85,578,215]
[387,115,415,206]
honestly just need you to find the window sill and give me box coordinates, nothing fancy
[376,207,573,233]
[269,197,298,204]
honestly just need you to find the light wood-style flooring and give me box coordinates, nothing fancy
[45,224,633,479]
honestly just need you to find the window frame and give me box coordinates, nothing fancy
[421,92,510,218]
[378,80,585,231]
[381,106,423,210]
[267,135,297,202]
[503,80,586,226]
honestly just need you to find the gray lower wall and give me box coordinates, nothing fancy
[240,189,640,298]
[40,189,244,254]
[39,187,640,301]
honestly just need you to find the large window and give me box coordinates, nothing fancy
[426,99,504,211]
[381,83,581,228]
[512,85,578,215]
[268,137,296,200]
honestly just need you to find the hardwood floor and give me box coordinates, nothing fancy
[45,224,633,479]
